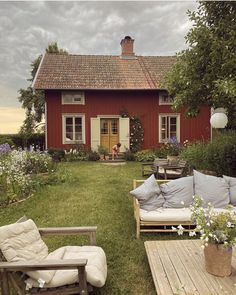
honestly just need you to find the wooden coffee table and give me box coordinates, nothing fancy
[145,240,236,295]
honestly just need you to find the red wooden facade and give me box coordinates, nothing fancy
[45,89,211,150]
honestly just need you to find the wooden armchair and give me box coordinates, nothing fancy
[0,218,107,295]
[141,158,169,178]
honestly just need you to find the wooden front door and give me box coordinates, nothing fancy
[100,119,119,152]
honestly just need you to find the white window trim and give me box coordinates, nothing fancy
[62,113,86,144]
[61,91,85,105]
[158,113,180,143]
[159,91,174,105]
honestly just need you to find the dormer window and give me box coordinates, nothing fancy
[159,91,173,105]
[62,91,85,105]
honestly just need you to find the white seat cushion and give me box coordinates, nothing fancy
[26,245,107,288]
[140,208,192,222]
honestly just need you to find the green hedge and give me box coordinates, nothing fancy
[0,133,45,150]
[180,131,236,176]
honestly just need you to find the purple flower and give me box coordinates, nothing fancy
[0,143,11,154]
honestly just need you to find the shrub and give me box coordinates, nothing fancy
[97,145,109,156]
[65,145,88,161]
[134,149,156,162]
[180,131,236,176]
[123,149,135,161]
[48,149,65,161]
[88,151,100,161]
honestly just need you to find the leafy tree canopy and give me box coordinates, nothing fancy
[18,42,68,136]
[165,1,236,127]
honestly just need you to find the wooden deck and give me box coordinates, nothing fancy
[145,240,236,295]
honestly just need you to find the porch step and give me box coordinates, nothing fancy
[108,152,125,160]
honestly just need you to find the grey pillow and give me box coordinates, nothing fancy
[194,170,229,208]
[130,174,165,211]
[223,175,236,206]
[161,176,194,208]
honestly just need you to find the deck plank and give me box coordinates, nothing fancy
[145,240,236,295]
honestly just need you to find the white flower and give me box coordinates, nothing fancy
[189,231,196,237]
[177,225,184,235]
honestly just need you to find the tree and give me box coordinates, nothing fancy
[18,42,68,135]
[165,1,236,127]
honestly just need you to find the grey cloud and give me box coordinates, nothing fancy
[0,0,197,108]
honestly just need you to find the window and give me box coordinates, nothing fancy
[159,91,173,105]
[62,114,85,144]
[62,91,85,105]
[159,114,180,142]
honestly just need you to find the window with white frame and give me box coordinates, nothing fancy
[61,91,85,105]
[62,114,85,144]
[159,91,173,105]
[159,114,180,142]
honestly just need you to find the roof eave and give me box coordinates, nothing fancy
[32,53,45,89]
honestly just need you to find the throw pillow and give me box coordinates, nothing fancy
[223,175,236,206]
[194,170,229,208]
[130,174,165,211]
[161,176,194,208]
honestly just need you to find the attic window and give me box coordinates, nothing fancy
[62,91,85,105]
[159,91,173,105]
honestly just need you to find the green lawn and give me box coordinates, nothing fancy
[0,161,179,295]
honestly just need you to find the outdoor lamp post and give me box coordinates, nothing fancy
[210,108,228,128]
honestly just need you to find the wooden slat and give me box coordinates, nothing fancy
[145,240,236,295]
[145,241,173,295]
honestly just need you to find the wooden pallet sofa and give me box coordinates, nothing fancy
[131,171,236,239]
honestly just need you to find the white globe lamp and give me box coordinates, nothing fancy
[210,108,228,129]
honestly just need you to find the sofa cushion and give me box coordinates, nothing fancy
[194,170,229,208]
[140,208,192,222]
[161,176,194,208]
[223,175,236,206]
[0,219,56,283]
[26,245,107,288]
[130,174,165,211]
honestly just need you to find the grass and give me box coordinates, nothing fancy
[0,161,184,295]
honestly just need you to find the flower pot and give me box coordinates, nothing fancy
[104,155,109,160]
[204,243,232,277]
[99,154,104,160]
[167,155,178,164]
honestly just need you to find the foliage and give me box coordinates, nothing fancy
[47,149,65,162]
[0,133,45,150]
[65,146,88,162]
[120,107,144,152]
[164,136,182,156]
[97,145,109,156]
[165,2,236,127]
[123,149,135,161]
[134,149,156,162]
[180,131,236,176]
[175,196,236,248]
[18,42,68,136]
[87,151,100,161]
[0,150,56,205]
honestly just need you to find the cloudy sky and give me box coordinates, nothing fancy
[0,0,198,134]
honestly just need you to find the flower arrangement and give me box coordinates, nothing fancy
[174,196,236,248]
[164,137,182,156]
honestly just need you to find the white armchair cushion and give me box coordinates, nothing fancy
[26,245,107,288]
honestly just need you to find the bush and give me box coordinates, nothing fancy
[88,151,100,161]
[65,145,88,161]
[180,131,236,176]
[0,133,45,150]
[48,149,66,162]
[134,148,168,162]
[123,149,135,161]
[97,145,109,156]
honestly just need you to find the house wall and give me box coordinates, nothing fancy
[45,90,211,150]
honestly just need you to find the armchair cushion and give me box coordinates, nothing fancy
[130,174,165,211]
[26,245,107,288]
[0,219,56,283]
[194,170,229,208]
[223,175,236,206]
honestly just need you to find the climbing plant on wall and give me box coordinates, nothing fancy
[120,107,144,153]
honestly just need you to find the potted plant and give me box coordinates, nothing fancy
[174,196,236,277]
[97,145,108,161]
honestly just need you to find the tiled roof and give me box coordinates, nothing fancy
[33,54,176,90]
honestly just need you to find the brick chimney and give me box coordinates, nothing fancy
[120,36,136,59]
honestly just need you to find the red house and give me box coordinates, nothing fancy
[33,36,211,152]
